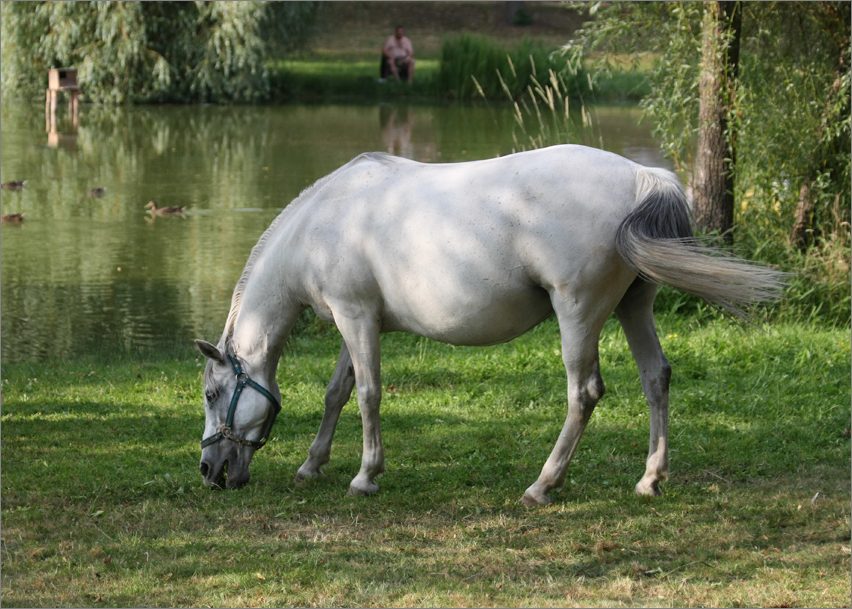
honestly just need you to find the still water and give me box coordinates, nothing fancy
[1,102,669,363]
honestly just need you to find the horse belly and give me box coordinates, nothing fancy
[381,280,554,346]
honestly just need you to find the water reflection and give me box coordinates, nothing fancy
[380,105,415,158]
[1,102,669,363]
[46,130,78,152]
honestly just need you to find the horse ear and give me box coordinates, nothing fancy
[195,339,224,363]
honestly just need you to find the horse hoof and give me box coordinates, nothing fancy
[295,466,324,482]
[348,477,379,496]
[634,479,663,496]
[521,491,551,507]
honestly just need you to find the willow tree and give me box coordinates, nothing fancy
[0,1,318,104]
[564,1,850,251]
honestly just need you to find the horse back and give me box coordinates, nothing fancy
[278,146,641,345]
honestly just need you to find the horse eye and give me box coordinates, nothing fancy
[205,390,217,404]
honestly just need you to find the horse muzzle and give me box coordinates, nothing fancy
[199,445,252,489]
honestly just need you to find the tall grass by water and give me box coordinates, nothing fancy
[437,34,589,102]
[271,34,644,104]
[2,313,849,607]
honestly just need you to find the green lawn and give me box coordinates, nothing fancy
[2,313,849,607]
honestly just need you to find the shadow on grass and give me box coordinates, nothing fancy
[3,386,846,510]
[3,417,849,607]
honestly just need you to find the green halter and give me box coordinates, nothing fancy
[200,343,281,450]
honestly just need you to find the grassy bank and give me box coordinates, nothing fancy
[272,38,647,104]
[2,313,849,607]
[271,2,645,104]
[271,58,441,102]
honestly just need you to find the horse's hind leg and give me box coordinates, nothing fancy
[522,294,609,506]
[329,309,385,495]
[615,279,671,496]
[296,341,355,481]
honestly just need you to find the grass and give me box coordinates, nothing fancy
[2,313,850,607]
[272,25,648,104]
[436,34,587,102]
[270,59,440,102]
[272,40,645,104]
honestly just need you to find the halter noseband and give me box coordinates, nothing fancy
[200,343,281,450]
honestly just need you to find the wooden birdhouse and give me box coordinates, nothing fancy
[48,67,79,91]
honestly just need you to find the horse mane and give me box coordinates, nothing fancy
[223,152,394,338]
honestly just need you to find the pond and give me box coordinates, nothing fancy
[0,101,670,363]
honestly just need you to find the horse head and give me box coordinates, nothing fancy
[195,339,281,489]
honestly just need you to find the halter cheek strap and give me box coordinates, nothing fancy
[200,344,281,450]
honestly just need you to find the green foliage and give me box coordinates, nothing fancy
[0,1,319,103]
[554,1,850,326]
[735,3,850,243]
[563,2,850,222]
[736,223,852,328]
[563,3,707,178]
[437,34,588,102]
[729,2,850,326]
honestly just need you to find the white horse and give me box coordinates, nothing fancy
[195,145,783,505]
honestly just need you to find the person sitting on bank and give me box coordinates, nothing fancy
[381,26,415,83]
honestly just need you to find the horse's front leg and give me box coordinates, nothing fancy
[331,310,385,495]
[296,341,355,481]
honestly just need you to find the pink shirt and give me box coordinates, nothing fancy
[383,35,413,59]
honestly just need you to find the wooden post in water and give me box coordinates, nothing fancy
[46,67,80,134]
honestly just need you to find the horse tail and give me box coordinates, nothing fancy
[615,167,786,319]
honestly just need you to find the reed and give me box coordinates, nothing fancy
[437,34,588,102]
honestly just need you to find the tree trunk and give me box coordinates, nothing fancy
[791,182,814,249]
[693,1,741,245]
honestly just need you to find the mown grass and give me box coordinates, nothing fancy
[2,313,850,607]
